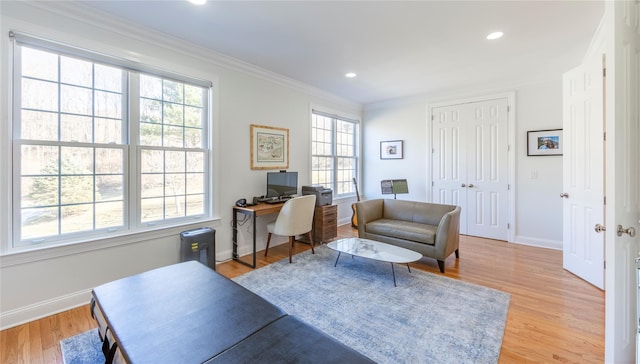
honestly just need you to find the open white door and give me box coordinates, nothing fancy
[605,0,640,362]
[562,55,605,290]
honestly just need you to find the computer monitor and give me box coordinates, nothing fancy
[266,171,298,198]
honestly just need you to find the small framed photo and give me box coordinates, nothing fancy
[527,129,563,156]
[380,140,403,159]
[250,124,289,170]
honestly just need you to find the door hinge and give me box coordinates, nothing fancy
[604,196,607,205]
[603,68,606,78]
[603,132,606,141]
[604,260,606,270]
[507,145,510,152]
[432,181,434,186]
[507,106,510,112]
[507,184,510,190]
[507,223,511,229]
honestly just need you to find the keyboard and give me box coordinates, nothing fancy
[264,197,291,204]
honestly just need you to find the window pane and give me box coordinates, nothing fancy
[164,103,183,126]
[95,91,122,119]
[141,174,164,198]
[96,175,123,202]
[163,80,183,103]
[140,74,162,99]
[22,207,59,239]
[95,64,122,92]
[21,110,58,141]
[95,118,122,144]
[141,150,164,173]
[95,148,123,174]
[61,204,93,233]
[22,78,58,112]
[187,173,204,194]
[140,123,163,146]
[60,114,92,143]
[22,47,58,82]
[95,201,123,229]
[184,85,203,107]
[61,84,93,115]
[141,197,164,222]
[141,98,162,123]
[21,145,59,175]
[186,194,204,216]
[61,56,92,87]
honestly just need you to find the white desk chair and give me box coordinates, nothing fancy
[264,195,317,263]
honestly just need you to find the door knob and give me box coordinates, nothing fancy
[461,184,466,188]
[617,225,637,237]
[560,193,569,198]
[595,224,606,233]
[468,184,474,188]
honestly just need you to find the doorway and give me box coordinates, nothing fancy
[431,97,511,241]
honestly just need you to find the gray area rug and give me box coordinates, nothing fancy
[60,328,103,364]
[233,246,510,364]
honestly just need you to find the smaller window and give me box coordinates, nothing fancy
[311,110,359,196]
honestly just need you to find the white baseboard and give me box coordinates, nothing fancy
[513,235,562,250]
[0,288,93,330]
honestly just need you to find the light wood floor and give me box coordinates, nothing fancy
[1,225,604,363]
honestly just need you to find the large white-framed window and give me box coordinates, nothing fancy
[9,32,212,250]
[311,110,359,197]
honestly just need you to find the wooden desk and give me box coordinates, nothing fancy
[232,202,284,268]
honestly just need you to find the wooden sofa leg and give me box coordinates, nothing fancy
[437,260,445,273]
[455,249,459,259]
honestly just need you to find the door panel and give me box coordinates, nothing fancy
[605,1,640,361]
[432,104,468,233]
[562,54,604,290]
[466,99,509,240]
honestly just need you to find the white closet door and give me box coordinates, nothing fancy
[466,99,509,240]
[432,98,509,240]
[432,104,468,234]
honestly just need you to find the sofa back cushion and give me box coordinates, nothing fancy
[382,199,455,226]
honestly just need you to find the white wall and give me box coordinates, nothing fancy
[362,81,564,249]
[0,2,361,329]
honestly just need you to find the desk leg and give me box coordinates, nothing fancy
[232,209,239,261]
[232,208,257,269]
[252,211,257,268]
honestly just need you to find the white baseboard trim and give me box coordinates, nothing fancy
[513,235,562,250]
[0,288,93,330]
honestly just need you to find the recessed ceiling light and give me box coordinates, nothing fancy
[345,72,357,78]
[188,0,207,5]
[486,31,504,40]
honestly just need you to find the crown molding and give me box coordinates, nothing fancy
[18,1,361,111]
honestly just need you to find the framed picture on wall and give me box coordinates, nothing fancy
[380,140,403,159]
[527,129,563,156]
[250,124,289,169]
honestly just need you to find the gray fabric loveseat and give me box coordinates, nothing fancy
[355,199,461,273]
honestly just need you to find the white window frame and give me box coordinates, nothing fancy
[7,31,214,252]
[311,109,360,198]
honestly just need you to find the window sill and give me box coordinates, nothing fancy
[0,217,220,268]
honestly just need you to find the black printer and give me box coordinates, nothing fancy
[301,185,333,206]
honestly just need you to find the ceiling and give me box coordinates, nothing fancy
[75,0,604,105]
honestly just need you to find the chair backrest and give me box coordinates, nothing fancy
[273,195,317,236]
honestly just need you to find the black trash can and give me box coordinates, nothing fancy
[180,227,216,270]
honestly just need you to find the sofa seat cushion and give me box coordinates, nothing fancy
[365,219,436,245]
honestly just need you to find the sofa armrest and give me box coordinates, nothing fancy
[434,206,461,259]
[355,199,384,237]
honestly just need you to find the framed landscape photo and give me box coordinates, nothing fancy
[250,124,289,170]
[527,129,563,156]
[380,140,403,159]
